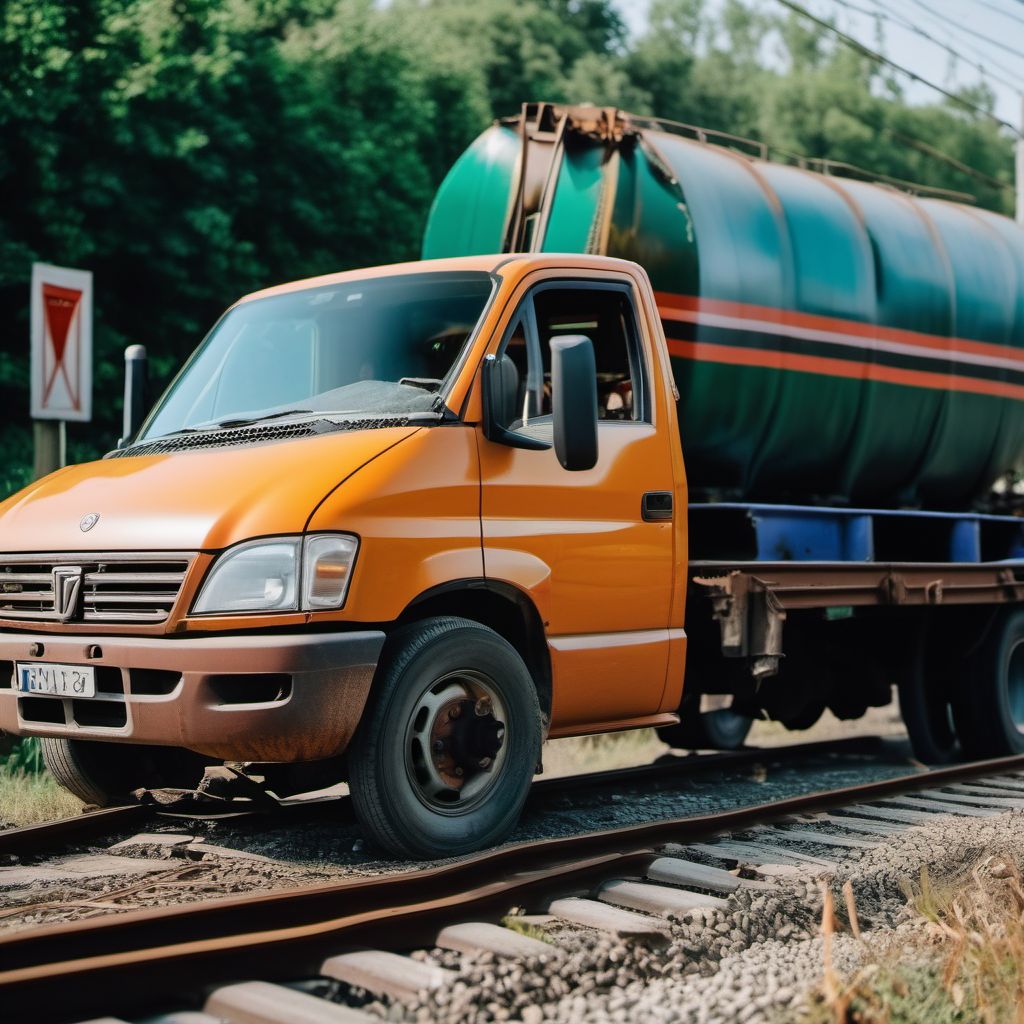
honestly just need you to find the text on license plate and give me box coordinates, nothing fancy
[16,662,96,698]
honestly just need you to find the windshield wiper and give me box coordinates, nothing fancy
[208,408,314,430]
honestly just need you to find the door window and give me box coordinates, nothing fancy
[495,283,647,438]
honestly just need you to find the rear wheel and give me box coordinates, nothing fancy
[41,738,209,806]
[898,619,961,764]
[953,608,1024,759]
[348,617,542,858]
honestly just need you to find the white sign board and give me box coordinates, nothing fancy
[30,262,93,422]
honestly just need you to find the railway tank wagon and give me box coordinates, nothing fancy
[423,103,1024,511]
[424,102,1024,760]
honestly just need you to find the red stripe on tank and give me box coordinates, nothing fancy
[656,292,1024,371]
[666,339,1024,401]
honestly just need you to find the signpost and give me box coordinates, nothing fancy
[30,263,93,479]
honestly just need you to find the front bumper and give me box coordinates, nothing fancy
[0,630,385,762]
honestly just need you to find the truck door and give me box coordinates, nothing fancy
[478,278,680,735]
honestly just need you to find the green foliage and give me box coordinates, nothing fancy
[2,737,42,776]
[0,0,1016,498]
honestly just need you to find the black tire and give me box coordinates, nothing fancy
[42,737,208,806]
[658,697,753,750]
[348,617,542,858]
[779,701,826,732]
[952,608,1024,759]
[897,620,961,764]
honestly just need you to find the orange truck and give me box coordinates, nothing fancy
[3,253,1024,856]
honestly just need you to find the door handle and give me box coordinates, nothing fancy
[642,491,673,522]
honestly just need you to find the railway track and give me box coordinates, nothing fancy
[4,750,1024,1023]
[0,734,885,860]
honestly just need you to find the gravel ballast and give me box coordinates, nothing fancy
[343,806,1024,1024]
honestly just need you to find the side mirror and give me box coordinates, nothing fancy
[551,335,598,471]
[481,354,549,451]
[119,344,149,447]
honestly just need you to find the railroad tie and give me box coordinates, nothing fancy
[597,878,730,917]
[842,803,963,825]
[546,896,671,941]
[883,797,994,818]
[435,921,559,959]
[321,950,455,1002]
[948,783,1024,803]
[730,841,839,869]
[996,774,1024,789]
[141,1012,224,1023]
[819,813,910,835]
[683,841,836,870]
[756,827,878,850]
[205,981,372,1023]
[928,788,1024,809]
[646,855,770,892]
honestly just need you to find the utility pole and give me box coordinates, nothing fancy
[1018,95,1024,225]
[32,421,65,481]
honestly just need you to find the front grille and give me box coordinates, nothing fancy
[0,554,192,624]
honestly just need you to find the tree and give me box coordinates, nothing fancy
[0,0,1016,496]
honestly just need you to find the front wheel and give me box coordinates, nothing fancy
[348,617,542,858]
[658,696,753,751]
[42,738,210,806]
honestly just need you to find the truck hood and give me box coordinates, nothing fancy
[0,427,419,554]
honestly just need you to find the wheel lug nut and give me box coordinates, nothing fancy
[478,757,492,769]
[448,706,461,719]
[432,740,445,753]
[474,697,492,717]
[454,766,464,777]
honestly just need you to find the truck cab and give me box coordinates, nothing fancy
[0,253,687,856]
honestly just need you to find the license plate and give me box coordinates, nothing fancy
[16,662,96,699]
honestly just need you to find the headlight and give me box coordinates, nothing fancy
[192,534,358,615]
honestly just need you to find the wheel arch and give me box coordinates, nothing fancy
[396,579,552,726]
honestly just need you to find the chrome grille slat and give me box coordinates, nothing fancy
[83,609,170,622]
[0,554,192,625]
[84,572,185,585]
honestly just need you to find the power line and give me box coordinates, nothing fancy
[877,123,1013,193]
[869,0,1024,93]
[905,0,1024,62]
[772,0,1022,136]
[970,0,1024,28]
[858,0,1024,94]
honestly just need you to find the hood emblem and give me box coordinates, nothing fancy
[79,513,100,533]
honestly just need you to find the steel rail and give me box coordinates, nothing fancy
[4,750,1024,1023]
[0,804,151,858]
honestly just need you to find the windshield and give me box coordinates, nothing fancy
[139,271,495,441]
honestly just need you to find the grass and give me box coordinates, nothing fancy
[806,859,1024,1024]
[502,913,552,944]
[0,739,82,827]
[541,728,667,778]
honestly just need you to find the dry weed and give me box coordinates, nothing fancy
[805,856,1024,1024]
[0,766,81,827]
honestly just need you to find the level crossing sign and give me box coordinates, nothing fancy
[30,262,93,422]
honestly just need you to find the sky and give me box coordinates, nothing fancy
[615,0,1024,129]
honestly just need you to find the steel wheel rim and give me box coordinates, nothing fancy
[403,669,509,814]
[1008,640,1024,734]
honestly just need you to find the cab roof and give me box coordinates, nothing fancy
[235,253,639,306]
